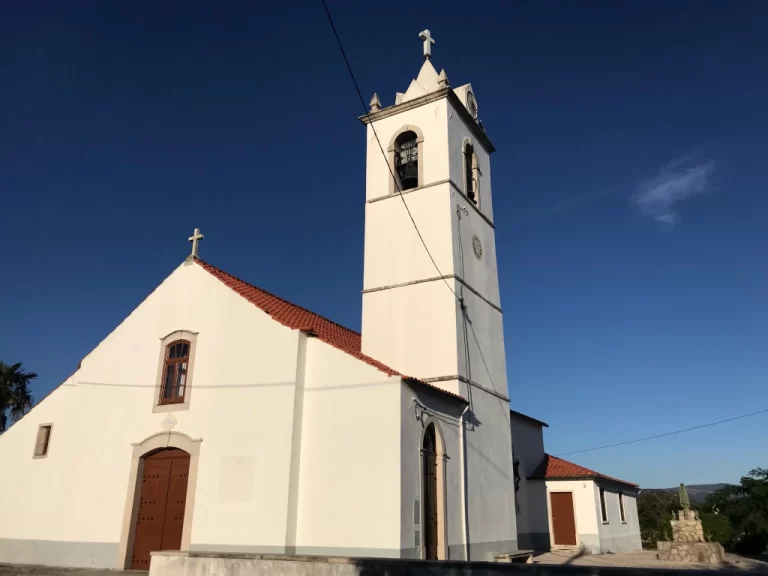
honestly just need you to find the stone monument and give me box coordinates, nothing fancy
[657,483,725,563]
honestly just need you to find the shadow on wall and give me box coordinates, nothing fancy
[528,480,551,551]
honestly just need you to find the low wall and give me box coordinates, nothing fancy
[150,550,744,576]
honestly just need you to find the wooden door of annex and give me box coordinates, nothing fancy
[131,448,190,569]
[550,492,577,546]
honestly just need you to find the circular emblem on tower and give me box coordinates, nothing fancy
[472,235,483,260]
[466,90,478,121]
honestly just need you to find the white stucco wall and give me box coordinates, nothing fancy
[446,97,494,222]
[593,483,642,553]
[364,100,450,203]
[361,93,502,392]
[544,479,641,554]
[0,261,303,567]
[544,480,600,552]
[399,385,464,559]
[361,277,461,392]
[0,261,413,568]
[362,85,516,561]
[463,390,517,559]
[509,415,548,549]
[295,340,402,556]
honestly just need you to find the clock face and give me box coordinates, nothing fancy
[466,91,478,120]
[472,235,483,260]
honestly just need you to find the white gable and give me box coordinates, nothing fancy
[0,259,406,567]
[400,59,441,103]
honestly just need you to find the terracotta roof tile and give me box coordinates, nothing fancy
[530,454,638,488]
[195,258,466,403]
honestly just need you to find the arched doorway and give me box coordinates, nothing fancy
[130,448,190,569]
[421,421,446,560]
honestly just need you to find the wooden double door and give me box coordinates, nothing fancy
[131,448,190,569]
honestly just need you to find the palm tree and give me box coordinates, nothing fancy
[0,362,37,432]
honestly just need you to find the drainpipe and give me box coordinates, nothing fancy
[459,404,470,561]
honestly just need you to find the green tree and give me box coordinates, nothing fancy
[637,489,678,549]
[0,362,37,432]
[704,468,768,554]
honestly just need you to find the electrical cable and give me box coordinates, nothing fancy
[556,407,768,456]
[320,0,505,395]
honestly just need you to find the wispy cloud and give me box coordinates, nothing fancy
[633,157,716,226]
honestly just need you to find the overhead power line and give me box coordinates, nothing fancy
[556,407,768,456]
[319,5,767,456]
[320,0,456,300]
[320,0,507,395]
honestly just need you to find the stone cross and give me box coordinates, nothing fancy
[419,29,435,60]
[188,228,204,258]
[679,483,691,510]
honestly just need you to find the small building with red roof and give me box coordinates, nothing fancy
[511,411,641,554]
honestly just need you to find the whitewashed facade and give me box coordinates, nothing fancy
[510,413,642,554]
[0,41,519,568]
[0,34,641,569]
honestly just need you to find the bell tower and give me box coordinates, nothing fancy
[360,32,506,405]
[360,31,518,557]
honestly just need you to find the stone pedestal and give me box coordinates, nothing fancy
[657,541,725,563]
[656,509,725,564]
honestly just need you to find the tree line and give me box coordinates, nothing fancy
[638,469,768,555]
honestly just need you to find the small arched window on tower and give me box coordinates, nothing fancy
[395,131,419,190]
[464,142,478,205]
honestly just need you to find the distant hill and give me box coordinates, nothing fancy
[649,484,732,504]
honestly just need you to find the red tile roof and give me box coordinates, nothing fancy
[530,454,638,488]
[195,258,467,403]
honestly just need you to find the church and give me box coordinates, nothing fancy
[0,31,641,569]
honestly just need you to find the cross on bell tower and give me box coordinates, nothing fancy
[419,29,435,60]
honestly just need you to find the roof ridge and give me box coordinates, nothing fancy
[538,453,638,488]
[193,257,467,404]
[194,258,361,337]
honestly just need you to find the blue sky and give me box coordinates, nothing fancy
[1,1,766,488]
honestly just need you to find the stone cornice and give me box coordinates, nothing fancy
[358,87,495,154]
[362,274,502,314]
[421,374,510,403]
[366,178,495,229]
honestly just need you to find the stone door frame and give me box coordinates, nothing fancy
[117,431,202,569]
[419,418,448,560]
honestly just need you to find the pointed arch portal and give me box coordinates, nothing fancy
[421,420,447,560]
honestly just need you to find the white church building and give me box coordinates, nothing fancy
[0,31,640,569]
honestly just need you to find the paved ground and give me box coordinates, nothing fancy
[535,550,768,572]
[0,566,145,576]
[3,553,768,575]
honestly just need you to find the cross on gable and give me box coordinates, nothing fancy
[188,228,204,258]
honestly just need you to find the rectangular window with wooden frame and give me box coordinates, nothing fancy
[619,492,626,523]
[599,487,608,523]
[34,424,52,458]
[159,340,190,405]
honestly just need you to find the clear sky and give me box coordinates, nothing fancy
[2,1,766,488]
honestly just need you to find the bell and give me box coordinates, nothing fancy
[400,162,418,189]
